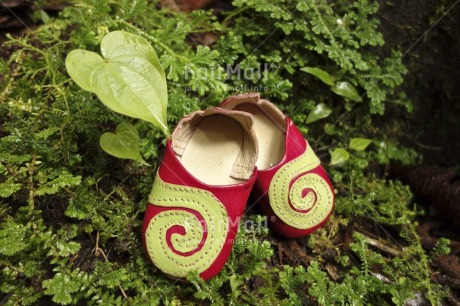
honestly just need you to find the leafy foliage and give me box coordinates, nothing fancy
[99,122,148,165]
[0,0,451,305]
[66,30,169,136]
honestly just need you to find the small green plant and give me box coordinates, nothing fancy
[99,122,148,165]
[330,137,373,165]
[301,67,362,102]
[66,30,169,162]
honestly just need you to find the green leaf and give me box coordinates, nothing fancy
[0,218,27,256]
[55,241,81,257]
[99,122,148,165]
[349,138,372,151]
[330,148,350,165]
[65,31,169,135]
[433,238,451,256]
[35,171,82,196]
[43,272,81,305]
[306,103,332,124]
[229,275,244,299]
[323,123,336,135]
[0,181,22,198]
[331,81,362,102]
[65,50,103,92]
[301,67,334,85]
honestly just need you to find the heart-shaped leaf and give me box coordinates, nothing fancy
[330,148,350,165]
[65,31,169,136]
[349,138,372,151]
[306,103,333,124]
[99,122,148,165]
[331,81,362,102]
[301,67,334,85]
[323,123,336,135]
[65,50,103,92]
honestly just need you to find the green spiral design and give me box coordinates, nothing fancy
[145,175,229,277]
[268,144,334,230]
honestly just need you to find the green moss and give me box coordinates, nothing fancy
[0,0,452,304]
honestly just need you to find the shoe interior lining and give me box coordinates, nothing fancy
[234,103,285,170]
[174,114,255,185]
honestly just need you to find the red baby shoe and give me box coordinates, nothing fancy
[220,93,334,238]
[142,108,258,280]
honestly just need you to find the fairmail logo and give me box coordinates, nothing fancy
[184,63,274,81]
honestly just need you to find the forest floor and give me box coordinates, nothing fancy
[1,0,459,304]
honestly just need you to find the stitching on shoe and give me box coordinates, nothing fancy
[145,176,230,277]
[268,144,334,230]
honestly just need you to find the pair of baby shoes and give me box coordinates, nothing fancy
[141,93,335,280]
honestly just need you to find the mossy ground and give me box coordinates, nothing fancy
[0,0,459,305]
